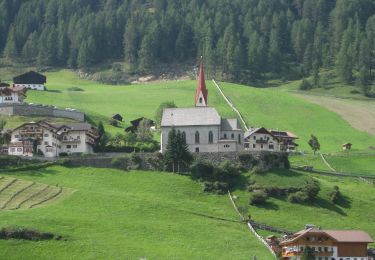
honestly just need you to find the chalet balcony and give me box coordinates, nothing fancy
[282,250,333,258]
[19,129,43,134]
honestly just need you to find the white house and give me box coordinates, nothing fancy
[244,127,280,152]
[161,61,244,153]
[0,86,27,104]
[9,121,98,157]
[13,71,46,91]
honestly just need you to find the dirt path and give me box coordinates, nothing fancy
[296,94,375,136]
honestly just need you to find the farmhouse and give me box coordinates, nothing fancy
[9,121,98,157]
[269,130,299,152]
[13,71,46,91]
[160,61,244,153]
[0,85,27,104]
[244,127,280,152]
[280,227,374,260]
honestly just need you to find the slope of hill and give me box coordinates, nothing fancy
[0,166,272,259]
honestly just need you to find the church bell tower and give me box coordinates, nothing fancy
[195,58,208,107]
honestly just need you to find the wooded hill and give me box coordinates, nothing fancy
[1,0,375,90]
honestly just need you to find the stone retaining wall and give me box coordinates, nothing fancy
[0,104,85,121]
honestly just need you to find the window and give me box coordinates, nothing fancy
[66,145,71,149]
[195,147,199,153]
[231,133,234,139]
[73,145,77,148]
[318,247,322,252]
[224,133,227,139]
[208,131,213,144]
[195,131,200,144]
[17,148,22,152]
[44,142,48,145]
[324,247,328,252]
[199,97,202,103]
[238,134,241,144]
[44,134,49,137]
[253,144,256,148]
[77,136,80,140]
[224,144,230,148]
[269,144,274,150]
[253,136,256,140]
[182,131,186,142]
[261,144,263,149]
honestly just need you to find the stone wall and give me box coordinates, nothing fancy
[0,104,85,121]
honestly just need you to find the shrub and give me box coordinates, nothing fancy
[59,152,68,157]
[203,181,228,195]
[249,190,269,206]
[288,191,309,204]
[67,86,84,92]
[237,153,256,167]
[329,185,342,204]
[145,152,164,171]
[130,154,142,169]
[191,160,215,181]
[303,179,320,202]
[299,78,312,90]
[350,90,361,94]
[111,157,129,170]
[215,160,240,185]
[109,118,118,127]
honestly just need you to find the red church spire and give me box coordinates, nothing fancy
[195,57,208,107]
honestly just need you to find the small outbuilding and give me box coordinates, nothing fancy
[13,71,46,91]
[342,142,352,150]
[125,117,155,133]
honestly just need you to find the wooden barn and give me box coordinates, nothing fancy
[13,71,46,91]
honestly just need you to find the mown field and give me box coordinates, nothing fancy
[233,169,375,247]
[0,166,272,259]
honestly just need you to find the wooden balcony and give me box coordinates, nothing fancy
[62,138,81,143]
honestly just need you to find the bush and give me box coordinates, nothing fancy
[109,118,118,127]
[350,90,361,94]
[145,152,164,171]
[303,179,320,202]
[299,78,312,90]
[130,154,142,169]
[59,152,68,157]
[191,160,215,181]
[237,153,256,167]
[111,157,129,170]
[215,160,241,185]
[329,185,341,204]
[203,181,228,195]
[249,190,269,206]
[288,191,309,204]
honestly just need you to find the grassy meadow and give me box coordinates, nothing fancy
[233,169,375,247]
[0,166,272,259]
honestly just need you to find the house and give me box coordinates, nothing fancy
[269,130,299,152]
[160,61,244,153]
[112,114,123,122]
[280,227,374,260]
[342,143,352,150]
[0,85,27,104]
[125,117,155,133]
[9,121,98,157]
[13,71,46,91]
[8,141,33,157]
[244,127,280,152]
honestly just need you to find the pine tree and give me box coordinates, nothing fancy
[77,41,89,68]
[3,26,17,59]
[165,127,178,172]
[175,130,192,172]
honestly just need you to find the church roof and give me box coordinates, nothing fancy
[195,60,208,106]
[161,107,221,127]
[221,118,242,131]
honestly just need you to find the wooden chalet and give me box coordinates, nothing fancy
[13,71,46,91]
[280,227,374,260]
[269,130,299,152]
[0,85,27,104]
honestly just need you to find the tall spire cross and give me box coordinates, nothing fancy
[195,57,208,107]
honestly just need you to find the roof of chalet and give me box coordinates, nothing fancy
[161,107,221,127]
[281,228,373,245]
[221,118,242,131]
[13,71,46,84]
[195,60,208,106]
[244,127,274,138]
[0,86,27,95]
[269,130,298,139]
[13,121,95,133]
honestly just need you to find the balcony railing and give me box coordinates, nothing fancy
[255,139,268,144]
[62,138,81,143]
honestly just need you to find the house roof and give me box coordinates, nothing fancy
[0,86,27,95]
[221,118,242,131]
[281,228,373,245]
[51,123,94,132]
[269,130,298,139]
[161,107,221,127]
[244,127,274,138]
[13,71,46,84]
[195,60,208,106]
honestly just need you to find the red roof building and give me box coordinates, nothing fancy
[195,59,208,107]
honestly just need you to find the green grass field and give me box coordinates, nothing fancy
[324,152,375,176]
[0,166,272,259]
[233,170,375,247]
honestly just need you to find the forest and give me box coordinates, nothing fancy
[1,0,375,92]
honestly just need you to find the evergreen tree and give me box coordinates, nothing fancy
[165,127,178,172]
[3,26,17,59]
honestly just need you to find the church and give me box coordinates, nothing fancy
[160,61,244,153]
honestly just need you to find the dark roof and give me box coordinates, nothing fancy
[244,127,274,139]
[13,71,46,84]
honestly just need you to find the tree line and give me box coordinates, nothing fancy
[1,0,375,90]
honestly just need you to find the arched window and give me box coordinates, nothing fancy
[195,131,200,144]
[199,97,203,103]
[231,133,234,139]
[238,134,241,144]
[208,131,213,144]
[182,131,186,142]
[224,133,227,139]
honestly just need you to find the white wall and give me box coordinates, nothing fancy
[0,92,23,104]
[14,84,45,91]
[244,133,280,152]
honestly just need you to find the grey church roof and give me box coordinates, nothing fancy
[221,118,242,131]
[161,107,221,127]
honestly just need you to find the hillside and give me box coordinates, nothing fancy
[0,166,272,259]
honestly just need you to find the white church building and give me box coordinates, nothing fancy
[161,61,244,153]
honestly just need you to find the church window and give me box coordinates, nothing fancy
[208,131,213,143]
[195,131,200,144]
[199,97,203,103]
[231,133,234,139]
[224,133,227,139]
[195,147,199,153]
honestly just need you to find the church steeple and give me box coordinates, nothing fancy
[195,58,208,107]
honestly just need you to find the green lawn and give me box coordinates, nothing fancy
[233,170,375,247]
[219,82,375,152]
[325,152,375,176]
[288,154,331,171]
[0,166,272,259]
